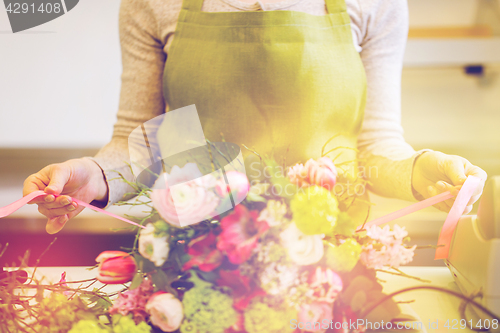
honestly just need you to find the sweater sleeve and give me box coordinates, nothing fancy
[92,0,167,206]
[353,0,428,202]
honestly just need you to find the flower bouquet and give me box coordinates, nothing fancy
[89,149,420,333]
[0,150,421,333]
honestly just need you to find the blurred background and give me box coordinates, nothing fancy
[0,0,499,266]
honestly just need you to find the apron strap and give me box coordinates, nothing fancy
[325,0,347,14]
[182,0,204,12]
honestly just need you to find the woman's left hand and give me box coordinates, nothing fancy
[412,151,487,214]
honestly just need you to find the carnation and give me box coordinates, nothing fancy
[290,186,339,235]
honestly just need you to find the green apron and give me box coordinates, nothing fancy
[162,0,369,222]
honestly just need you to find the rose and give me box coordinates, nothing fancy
[279,222,324,266]
[151,163,220,227]
[138,223,170,267]
[95,251,136,284]
[145,292,183,332]
[215,171,250,203]
[288,157,337,190]
[298,302,333,333]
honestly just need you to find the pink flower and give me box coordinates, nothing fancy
[360,225,416,269]
[217,205,269,264]
[307,267,343,303]
[215,171,250,203]
[58,272,72,297]
[298,302,334,333]
[182,231,223,272]
[109,278,154,323]
[288,157,337,190]
[145,292,183,332]
[151,163,220,227]
[95,251,136,284]
[216,269,266,311]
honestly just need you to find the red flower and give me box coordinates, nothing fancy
[216,269,266,311]
[217,205,269,264]
[95,251,137,284]
[183,232,223,272]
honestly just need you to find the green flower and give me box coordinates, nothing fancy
[112,315,151,333]
[180,274,236,333]
[290,186,339,235]
[69,319,109,333]
[34,293,95,333]
[244,297,297,333]
[325,238,361,272]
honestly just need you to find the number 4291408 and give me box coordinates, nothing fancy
[5,3,62,14]
[444,319,499,330]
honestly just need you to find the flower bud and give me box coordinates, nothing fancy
[95,251,136,284]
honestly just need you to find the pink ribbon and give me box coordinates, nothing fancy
[0,190,146,229]
[357,175,481,260]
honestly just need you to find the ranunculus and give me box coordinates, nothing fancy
[298,302,334,333]
[145,292,183,332]
[217,205,269,264]
[279,222,324,266]
[288,157,337,190]
[138,223,170,267]
[95,251,136,284]
[307,267,343,303]
[182,231,223,272]
[215,171,250,203]
[151,163,220,227]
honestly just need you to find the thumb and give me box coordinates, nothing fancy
[444,157,468,187]
[44,165,71,195]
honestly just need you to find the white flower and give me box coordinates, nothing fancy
[258,200,288,227]
[259,262,299,296]
[280,222,324,266]
[360,224,416,269]
[151,163,220,227]
[146,292,183,332]
[139,224,170,267]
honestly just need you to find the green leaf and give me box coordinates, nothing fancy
[129,273,144,290]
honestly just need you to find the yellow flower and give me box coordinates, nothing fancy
[290,186,339,235]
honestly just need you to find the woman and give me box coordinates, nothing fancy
[23,0,486,234]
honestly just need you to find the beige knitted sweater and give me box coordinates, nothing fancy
[93,0,426,206]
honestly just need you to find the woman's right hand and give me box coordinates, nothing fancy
[22,158,109,234]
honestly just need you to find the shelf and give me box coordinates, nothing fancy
[404,38,500,67]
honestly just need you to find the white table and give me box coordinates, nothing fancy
[9,266,486,332]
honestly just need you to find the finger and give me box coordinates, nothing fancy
[45,202,78,216]
[435,181,458,209]
[428,185,451,212]
[464,165,487,197]
[467,193,481,207]
[443,157,468,187]
[46,215,69,234]
[23,174,49,204]
[463,205,473,215]
[42,195,74,209]
[44,165,71,195]
[38,205,66,219]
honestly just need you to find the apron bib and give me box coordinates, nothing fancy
[162,0,370,223]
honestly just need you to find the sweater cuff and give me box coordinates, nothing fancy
[85,156,135,208]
